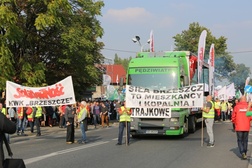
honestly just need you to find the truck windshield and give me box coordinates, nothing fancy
[128,73,178,90]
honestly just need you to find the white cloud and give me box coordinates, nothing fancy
[104,7,153,23]
[103,7,175,29]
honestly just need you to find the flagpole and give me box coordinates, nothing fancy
[201,114,204,147]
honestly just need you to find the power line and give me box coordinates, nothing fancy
[103,48,136,53]
[229,50,252,54]
[103,47,252,55]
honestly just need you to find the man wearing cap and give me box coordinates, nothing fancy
[78,101,88,144]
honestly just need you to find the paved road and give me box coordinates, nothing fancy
[5,120,252,168]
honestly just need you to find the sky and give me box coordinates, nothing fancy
[99,0,252,80]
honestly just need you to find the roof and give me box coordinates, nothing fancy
[103,64,126,84]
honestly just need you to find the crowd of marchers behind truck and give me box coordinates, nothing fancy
[0,98,123,135]
[213,97,237,124]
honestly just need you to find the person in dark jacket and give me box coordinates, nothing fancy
[232,96,252,160]
[65,104,76,144]
[0,112,16,167]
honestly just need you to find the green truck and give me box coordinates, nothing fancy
[126,51,209,137]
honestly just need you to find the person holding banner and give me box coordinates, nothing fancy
[203,95,215,147]
[232,96,252,160]
[116,101,132,146]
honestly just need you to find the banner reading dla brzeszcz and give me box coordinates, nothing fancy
[6,76,76,107]
[125,83,204,118]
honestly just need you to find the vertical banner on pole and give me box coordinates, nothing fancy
[209,44,215,97]
[150,30,154,52]
[197,30,207,83]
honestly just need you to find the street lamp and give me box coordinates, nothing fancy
[132,35,150,52]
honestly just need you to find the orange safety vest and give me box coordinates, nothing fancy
[17,107,24,119]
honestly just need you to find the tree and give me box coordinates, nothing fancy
[113,53,131,71]
[229,63,251,88]
[173,22,249,82]
[0,0,105,100]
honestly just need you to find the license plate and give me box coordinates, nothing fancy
[146,130,158,134]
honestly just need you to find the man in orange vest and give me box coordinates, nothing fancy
[26,106,34,133]
[17,107,26,136]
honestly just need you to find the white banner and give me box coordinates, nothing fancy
[6,76,76,107]
[126,84,204,118]
[197,30,207,83]
[217,85,227,100]
[226,83,235,99]
[102,74,111,86]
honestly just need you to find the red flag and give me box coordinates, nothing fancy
[150,30,154,52]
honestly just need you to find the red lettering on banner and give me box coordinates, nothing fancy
[14,83,64,99]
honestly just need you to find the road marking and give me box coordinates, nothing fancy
[24,141,109,165]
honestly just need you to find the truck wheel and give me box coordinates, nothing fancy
[188,116,196,133]
[179,118,188,138]
[183,119,189,134]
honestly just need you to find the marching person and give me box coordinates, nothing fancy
[116,101,132,146]
[26,106,34,133]
[65,104,76,144]
[220,100,228,121]
[202,95,215,147]
[0,112,16,167]
[33,106,42,136]
[77,101,88,144]
[17,106,26,136]
[100,102,109,128]
[214,98,221,121]
[232,99,239,132]
[0,103,10,144]
[93,101,101,129]
[232,96,252,160]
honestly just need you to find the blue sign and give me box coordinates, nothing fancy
[245,85,252,93]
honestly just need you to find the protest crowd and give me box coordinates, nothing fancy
[1,92,252,161]
[0,99,123,144]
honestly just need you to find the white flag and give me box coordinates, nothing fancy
[197,30,207,83]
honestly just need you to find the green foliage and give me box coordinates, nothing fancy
[114,53,131,71]
[229,64,251,87]
[173,22,250,83]
[0,0,105,99]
